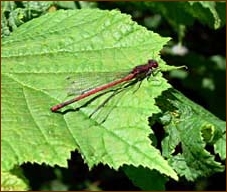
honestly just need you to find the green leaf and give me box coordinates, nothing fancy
[1,1,53,37]
[132,2,225,31]
[145,2,195,29]
[123,165,167,190]
[188,1,223,29]
[1,170,29,191]
[155,89,225,181]
[2,9,178,181]
[214,134,226,161]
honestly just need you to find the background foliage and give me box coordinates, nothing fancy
[1,1,225,191]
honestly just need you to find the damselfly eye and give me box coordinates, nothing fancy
[148,59,158,68]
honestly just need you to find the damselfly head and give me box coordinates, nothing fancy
[148,59,158,68]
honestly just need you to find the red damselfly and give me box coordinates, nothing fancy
[51,59,159,112]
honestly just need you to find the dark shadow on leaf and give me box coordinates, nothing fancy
[53,77,142,117]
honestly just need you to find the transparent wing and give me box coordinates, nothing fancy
[66,72,129,96]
